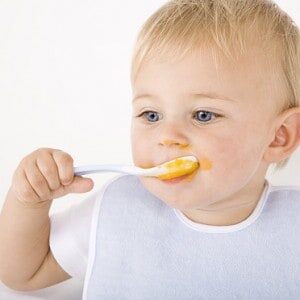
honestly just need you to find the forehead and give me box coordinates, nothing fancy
[133,44,285,111]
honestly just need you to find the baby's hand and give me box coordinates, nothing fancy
[11,148,94,206]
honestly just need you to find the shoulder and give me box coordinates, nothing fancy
[268,183,300,197]
[266,182,300,208]
[48,174,133,280]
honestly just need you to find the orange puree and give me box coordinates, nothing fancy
[184,158,213,181]
[158,158,199,180]
[158,157,213,180]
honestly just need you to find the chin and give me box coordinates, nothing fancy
[137,176,201,210]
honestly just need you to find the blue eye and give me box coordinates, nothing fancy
[194,111,219,123]
[139,111,160,122]
[137,110,221,124]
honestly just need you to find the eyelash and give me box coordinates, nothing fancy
[136,110,222,124]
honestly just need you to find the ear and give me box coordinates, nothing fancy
[263,107,300,163]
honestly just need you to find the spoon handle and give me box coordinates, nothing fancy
[73,164,146,176]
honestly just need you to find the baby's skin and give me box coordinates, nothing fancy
[0,148,93,290]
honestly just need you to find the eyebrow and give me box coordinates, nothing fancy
[132,92,236,103]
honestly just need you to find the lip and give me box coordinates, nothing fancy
[157,154,196,166]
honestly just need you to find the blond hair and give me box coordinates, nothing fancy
[130,0,300,171]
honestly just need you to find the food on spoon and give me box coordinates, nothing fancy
[157,156,199,180]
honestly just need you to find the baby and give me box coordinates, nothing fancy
[0,0,300,299]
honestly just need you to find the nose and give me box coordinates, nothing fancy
[158,123,190,149]
[160,139,189,148]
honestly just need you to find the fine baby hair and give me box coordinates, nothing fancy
[130,0,300,171]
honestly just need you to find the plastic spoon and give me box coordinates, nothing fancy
[74,155,199,180]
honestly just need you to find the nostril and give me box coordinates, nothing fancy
[161,139,180,145]
[163,139,176,146]
[180,144,190,149]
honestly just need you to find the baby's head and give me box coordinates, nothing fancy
[129,0,300,210]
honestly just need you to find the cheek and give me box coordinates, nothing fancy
[208,128,265,183]
[130,126,152,167]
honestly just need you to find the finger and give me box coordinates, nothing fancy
[36,152,61,191]
[50,176,94,199]
[12,168,42,204]
[52,151,74,186]
[62,176,94,194]
[24,162,52,201]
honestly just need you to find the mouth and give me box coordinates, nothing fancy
[160,169,198,184]
[161,174,189,184]
[157,154,196,166]
[158,155,199,180]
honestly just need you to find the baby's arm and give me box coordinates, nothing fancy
[0,187,70,291]
[0,148,93,291]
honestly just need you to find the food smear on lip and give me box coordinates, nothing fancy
[158,157,213,181]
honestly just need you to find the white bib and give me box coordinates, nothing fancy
[83,175,300,299]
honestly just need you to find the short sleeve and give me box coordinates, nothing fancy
[49,191,98,281]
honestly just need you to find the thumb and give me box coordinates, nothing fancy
[64,176,94,194]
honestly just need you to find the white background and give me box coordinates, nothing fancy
[0,0,299,299]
